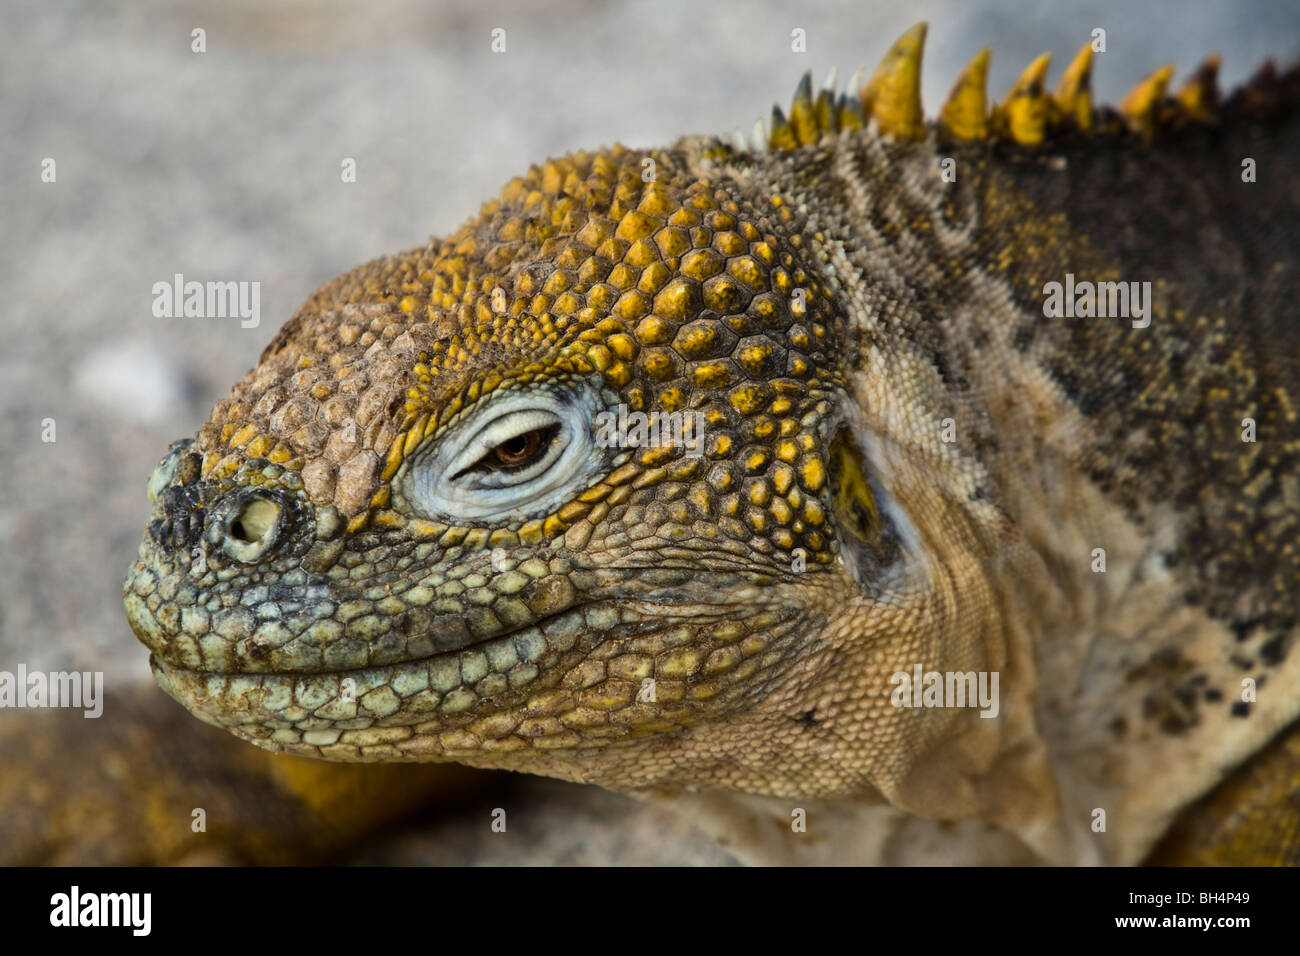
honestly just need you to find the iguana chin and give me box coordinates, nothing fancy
[120,23,1300,865]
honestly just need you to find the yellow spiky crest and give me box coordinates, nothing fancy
[1176,54,1222,122]
[1054,41,1094,130]
[993,52,1052,145]
[759,22,1230,154]
[1121,64,1176,136]
[788,72,818,145]
[939,47,990,141]
[860,22,927,140]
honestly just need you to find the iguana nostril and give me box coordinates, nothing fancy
[230,497,279,543]
[222,494,283,562]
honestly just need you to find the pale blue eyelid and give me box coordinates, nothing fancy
[399,383,610,523]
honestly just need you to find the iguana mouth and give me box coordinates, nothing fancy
[146,604,596,746]
[143,600,726,763]
[123,526,593,676]
[130,582,598,677]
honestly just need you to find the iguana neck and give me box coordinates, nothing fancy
[671,82,1300,860]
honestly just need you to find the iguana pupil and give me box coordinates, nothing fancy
[493,430,544,468]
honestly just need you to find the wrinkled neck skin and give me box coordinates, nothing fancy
[638,119,1300,864]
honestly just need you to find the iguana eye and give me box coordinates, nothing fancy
[399,384,609,523]
[494,430,543,466]
[466,423,560,474]
[445,410,565,484]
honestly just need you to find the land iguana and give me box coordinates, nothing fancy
[110,24,1300,865]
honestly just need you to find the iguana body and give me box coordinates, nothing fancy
[119,25,1300,865]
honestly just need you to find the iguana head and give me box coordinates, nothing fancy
[124,23,1265,820]
[123,125,924,792]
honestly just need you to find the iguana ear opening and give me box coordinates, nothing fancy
[827,425,905,592]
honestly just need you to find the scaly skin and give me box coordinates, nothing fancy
[122,26,1300,864]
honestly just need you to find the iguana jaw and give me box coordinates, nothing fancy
[140,589,835,781]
